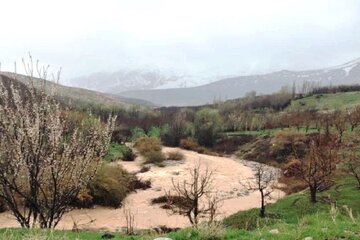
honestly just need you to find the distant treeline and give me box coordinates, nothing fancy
[310,84,360,95]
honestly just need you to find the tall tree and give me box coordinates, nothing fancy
[293,135,338,203]
[194,108,222,147]
[167,163,220,225]
[0,57,115,228]
[242,164,277,217]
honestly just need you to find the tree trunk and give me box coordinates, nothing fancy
[259,190,265,218]
[193,198,199,225]
[309,186,317,203]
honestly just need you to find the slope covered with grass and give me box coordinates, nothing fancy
[289,91,360,111]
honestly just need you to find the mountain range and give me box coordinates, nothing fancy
[69,69,203,93]
[119,58,360,106]
[68,58,360,107]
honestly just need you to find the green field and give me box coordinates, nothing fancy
[289,91,360,110]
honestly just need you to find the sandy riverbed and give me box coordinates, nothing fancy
[0,147,285,230]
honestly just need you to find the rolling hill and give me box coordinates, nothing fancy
[0,72,155,109]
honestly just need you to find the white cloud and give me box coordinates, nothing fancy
[0,0,359,79]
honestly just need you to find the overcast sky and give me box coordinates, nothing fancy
[1,0,360,82]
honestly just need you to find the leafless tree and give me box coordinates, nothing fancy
[347,107,360,131]
[344,150,360,189]
[0,55,116,228]
[166,162,221,225]
[320,113,333,136]
[242,164,277,218]
[293,135,338,203]
[332,111,347,143]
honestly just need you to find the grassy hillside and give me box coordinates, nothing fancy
[289,91,360,111]
[0,72,155,109]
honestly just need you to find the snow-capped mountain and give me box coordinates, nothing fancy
[117,58,360,107]
[69,69,198,93]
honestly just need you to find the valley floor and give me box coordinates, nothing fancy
[0,147,284,231]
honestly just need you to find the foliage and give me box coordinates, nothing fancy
[105,143,127,161]
[194,108,222,147]
[195,222,226,240]
[160,110,195,146]
[143,150,166,166]
[130,127,147,141]
[88,164,131,208]
[0,60,115,228]
[134,137,162,155]
[104,143,135,162]
[122,147,136,161]
[147,126,162,138]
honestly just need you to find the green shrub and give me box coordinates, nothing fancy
[147,126,162,138]
[160,119,195,147]
[134,137,162,155]
[223,208,278,230]
[143,150,166,165]
[104,143,135,162]
[89,164,130,208]
[122,147,136,161]
[104,143,124,161]
[197,222,226,240]
[167,151,185,161]
[130,127,146,141]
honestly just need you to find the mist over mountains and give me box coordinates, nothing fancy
[69,58,360,107]
[69,68,224,93]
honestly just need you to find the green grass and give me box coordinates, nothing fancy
[169,214,360,240]
[222,177,360,240]
[0,228,141,240]
[289,91,360,110]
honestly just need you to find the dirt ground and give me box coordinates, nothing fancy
[0,147,285,231]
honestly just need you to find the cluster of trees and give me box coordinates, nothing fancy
[311,84,360,95]
[221,106,360,140]
[123,108,223,148]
